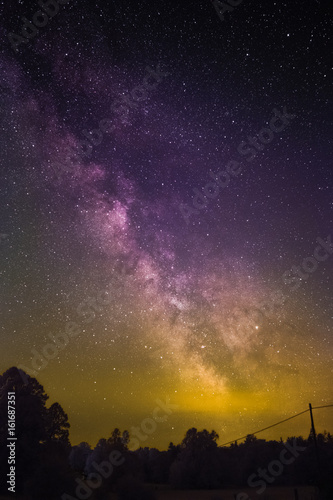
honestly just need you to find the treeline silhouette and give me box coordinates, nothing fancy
[0,367,332,499]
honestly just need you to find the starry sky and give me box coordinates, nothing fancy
[0,0,332,449]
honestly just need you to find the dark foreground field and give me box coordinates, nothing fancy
[0,485,321,500]
[152,486,319,500]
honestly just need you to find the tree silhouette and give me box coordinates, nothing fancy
[0,367,75,498]
[0,367,49,493]
[45,402,70,446]
[69,441,92,474]
[169,428,221,489]
[108,427,130,449]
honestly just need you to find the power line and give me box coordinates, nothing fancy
[220,404,333,447]
[312,404,333,410]
[220,409,310,447]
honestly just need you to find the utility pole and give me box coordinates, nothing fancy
[309,403,320,483]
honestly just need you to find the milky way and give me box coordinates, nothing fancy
[1,0,332,448]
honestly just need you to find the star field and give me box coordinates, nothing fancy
[0,0,332,448]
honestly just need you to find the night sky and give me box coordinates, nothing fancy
[1,0,332,450]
